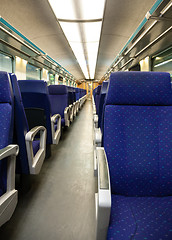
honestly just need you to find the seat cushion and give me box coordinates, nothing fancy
[61,118,65,127]
[32,140,40,156]
[107,195,172,240]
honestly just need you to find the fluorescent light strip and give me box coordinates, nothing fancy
[124,20,157,55]
[154,59,172,67]
[135,26,172,57]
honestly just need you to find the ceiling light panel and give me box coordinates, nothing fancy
[83,22,102,42]
[49,0,105,20]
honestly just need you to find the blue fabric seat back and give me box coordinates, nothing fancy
[75,88,80,101]
[67,86,73,105]
[95,85,101,115]
[18,80,52,145]
[104,71,172,197]
[10,74,31,174]
[98,81,109,129]
[0,71,14,196]
[48,85,68,118]
[72,87,76,102]
[79,89,82,99]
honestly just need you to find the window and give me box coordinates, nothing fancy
[152,47,172,80]
[49,73,55,85]
[26,63,41,80]
[58,76,63,85]
[0,53,13,72]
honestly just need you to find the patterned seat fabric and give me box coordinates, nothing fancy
[107,195,172,240]
[0,72,14,196]
[103,72,172,239]
[48,85,69,127]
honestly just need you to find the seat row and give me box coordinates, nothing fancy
[0,71,87,227]
[93,71,172,240]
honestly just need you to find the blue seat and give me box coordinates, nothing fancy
[75,88,80,112]
[95,85,102,115]
[67,86,74,122]
[92,87,98,114]
[96,71,172,240]
[10,74,46,175]
[98,81,109,130]
[18,80,61,157]
[48,85,70,127]
[0,71,19,227]
[93,85,102,128]
[71,87,77,117]
[75,88,80,101]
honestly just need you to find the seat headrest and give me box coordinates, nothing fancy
[0,71,12,103]
[18,80,48,94]
[48,85,67,95]
[106,72,172,106]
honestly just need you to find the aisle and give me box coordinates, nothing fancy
[0,100,96,240]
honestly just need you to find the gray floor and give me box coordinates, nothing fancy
[0,100,96,240]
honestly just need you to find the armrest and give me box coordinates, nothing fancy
[0,144,19,227]
[0,145,19,191]
[51,114,60,123]
[92,95,95,105]
[51,114,61,145]
[69,104,74,122]
[94,114,98,128]
[64,107,70,127]
[0,145,19,160]
[95,147,111,240]
[94,128,102,147]
[93,104,96,115]
[25,126,46,174]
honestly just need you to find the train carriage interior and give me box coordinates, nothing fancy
[0,0,172,239]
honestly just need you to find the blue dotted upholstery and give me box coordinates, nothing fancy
[106,72,172,106]
[104,105,172,197]
[107,195,172,240]
[103,72,172,239]
[0,72,13,196]
[48,85,69,127]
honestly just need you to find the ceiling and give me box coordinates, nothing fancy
[0,0,161,80]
